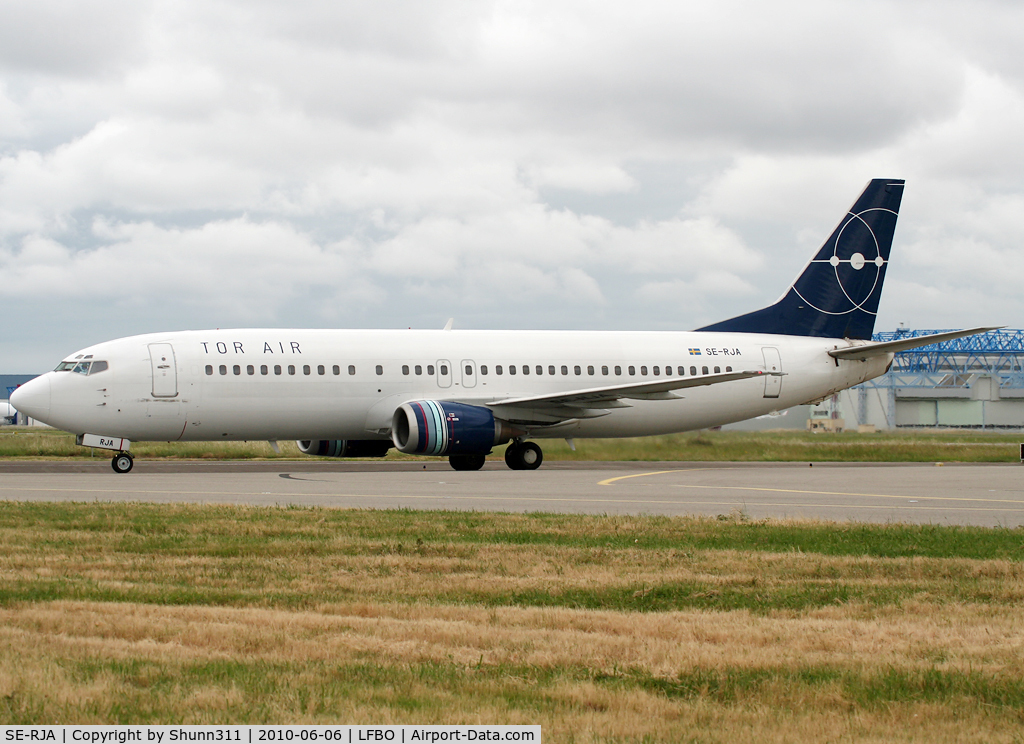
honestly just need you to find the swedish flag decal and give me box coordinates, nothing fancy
[688,348,702,355]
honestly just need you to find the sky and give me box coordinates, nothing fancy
[2,0,1024,372]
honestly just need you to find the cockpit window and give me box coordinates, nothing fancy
[54,360,108,375]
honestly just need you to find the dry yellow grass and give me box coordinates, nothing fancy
[2,503,1023,740]
[1,600,1023,741]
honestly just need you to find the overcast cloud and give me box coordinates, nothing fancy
[2,0,1024,371]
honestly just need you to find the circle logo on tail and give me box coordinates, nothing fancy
[795,207,895,316]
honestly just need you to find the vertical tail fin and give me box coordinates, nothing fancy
[697,178,904,339]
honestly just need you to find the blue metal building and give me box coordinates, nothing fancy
[852,329,1024,429]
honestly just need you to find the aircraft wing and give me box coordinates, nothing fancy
[828,326,1002,361]
[485,369,772,410]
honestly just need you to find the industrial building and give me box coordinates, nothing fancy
[846,328,1024,430]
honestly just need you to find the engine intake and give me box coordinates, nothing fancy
[296,440,392,458]
[392,400,516,456]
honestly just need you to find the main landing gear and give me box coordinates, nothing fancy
[505,441,543,470]
[445,441,544,471]
[111,451,134,474]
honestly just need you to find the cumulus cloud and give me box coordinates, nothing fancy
[1,0,1023,370]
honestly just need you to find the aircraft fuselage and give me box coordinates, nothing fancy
[26,328,889,443]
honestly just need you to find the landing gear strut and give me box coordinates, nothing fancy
[504,441,543,470]
[449,454,487,471]
[111,451,134,474]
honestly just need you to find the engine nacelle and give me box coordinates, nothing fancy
[296,440,392,458]
[391,400,515,456]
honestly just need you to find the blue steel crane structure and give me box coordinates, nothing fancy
[854,329,1024,428]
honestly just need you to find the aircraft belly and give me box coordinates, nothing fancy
[178,392,378,441]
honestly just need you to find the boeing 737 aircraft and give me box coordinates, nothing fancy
[11,179,994,472]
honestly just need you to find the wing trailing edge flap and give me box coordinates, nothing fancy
[828,326,1002,361]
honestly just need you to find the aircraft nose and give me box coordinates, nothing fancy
[10,376,50,421]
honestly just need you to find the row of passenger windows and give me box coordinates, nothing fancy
[206,364,355,376]
[459,364,731,377]
[205,362,732,377]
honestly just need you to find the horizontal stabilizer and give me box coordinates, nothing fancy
[828,326,1002,361]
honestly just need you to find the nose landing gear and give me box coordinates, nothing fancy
[111,452,134,474]
[504,441,543,470]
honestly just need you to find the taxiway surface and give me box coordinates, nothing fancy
[2,460,1023,526]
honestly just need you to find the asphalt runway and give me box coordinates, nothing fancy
[2,460,1024,526]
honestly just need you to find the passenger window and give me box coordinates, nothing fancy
[726,366,732,372]
[349,365,356,375]
[220,365,227,375]
[640,366,648,375]
[602,366,608,375]
[233,365,241,375]
[614,366,621,375]
[714,366,721,374]
[206,365,214,375]
[702,366,709,375]
[495,365,503,375]
[426,365,434,375]
[89,361,108,374]
[415,365,423,375]
[318,365,325,375]
[536,365,543,375]
[333,365,340,375]
[587,365,594,375]
[274,365,282,375]
[402,365,410,375]
[247,365,255,375]
[376,365,384,375]
[678,366,685,376]
[467,365,473,375]
[561,365,568,375]
[690,366,697,376]
[548,365,555,375]
[509,365,516,375]
[303,365,311,375]
[522,365,529,375]
[574,365,581,375]
[261,365,268,375]
[439,364,447,375]
[480,365,488,375]
[653,366,660,376]
[288,365,296,375]
[628,366,635,375]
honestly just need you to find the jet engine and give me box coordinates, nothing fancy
[296,439,392,458]
[391,400,516,456]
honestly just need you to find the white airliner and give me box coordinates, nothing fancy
[11,179,994,473]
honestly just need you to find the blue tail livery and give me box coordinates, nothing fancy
[697,178,905,340]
